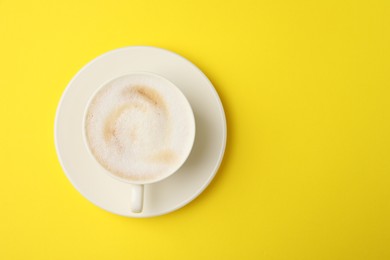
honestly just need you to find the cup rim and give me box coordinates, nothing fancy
[82,71,196,185]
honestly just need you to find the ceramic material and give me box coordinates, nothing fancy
[82,72,196,213]
[54,46,227,217]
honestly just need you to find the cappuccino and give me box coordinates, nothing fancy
[84,73,195,183]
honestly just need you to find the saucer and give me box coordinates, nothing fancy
[54,46,227,217]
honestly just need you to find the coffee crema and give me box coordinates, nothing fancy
[85,74,195,183]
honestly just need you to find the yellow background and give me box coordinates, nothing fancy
[1,0,389,259]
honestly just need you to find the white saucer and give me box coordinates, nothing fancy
[54,46,227,217]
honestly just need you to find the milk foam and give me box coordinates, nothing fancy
[85,74,195,182]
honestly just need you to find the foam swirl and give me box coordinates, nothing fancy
[85,74,194,182]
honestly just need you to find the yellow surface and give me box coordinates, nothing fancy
[1,0,389,259]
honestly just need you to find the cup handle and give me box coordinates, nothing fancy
[131,184,144,213]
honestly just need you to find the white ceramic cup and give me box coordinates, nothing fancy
[82,72,196,213]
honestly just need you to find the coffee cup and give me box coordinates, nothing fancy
[82,72,195,213]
